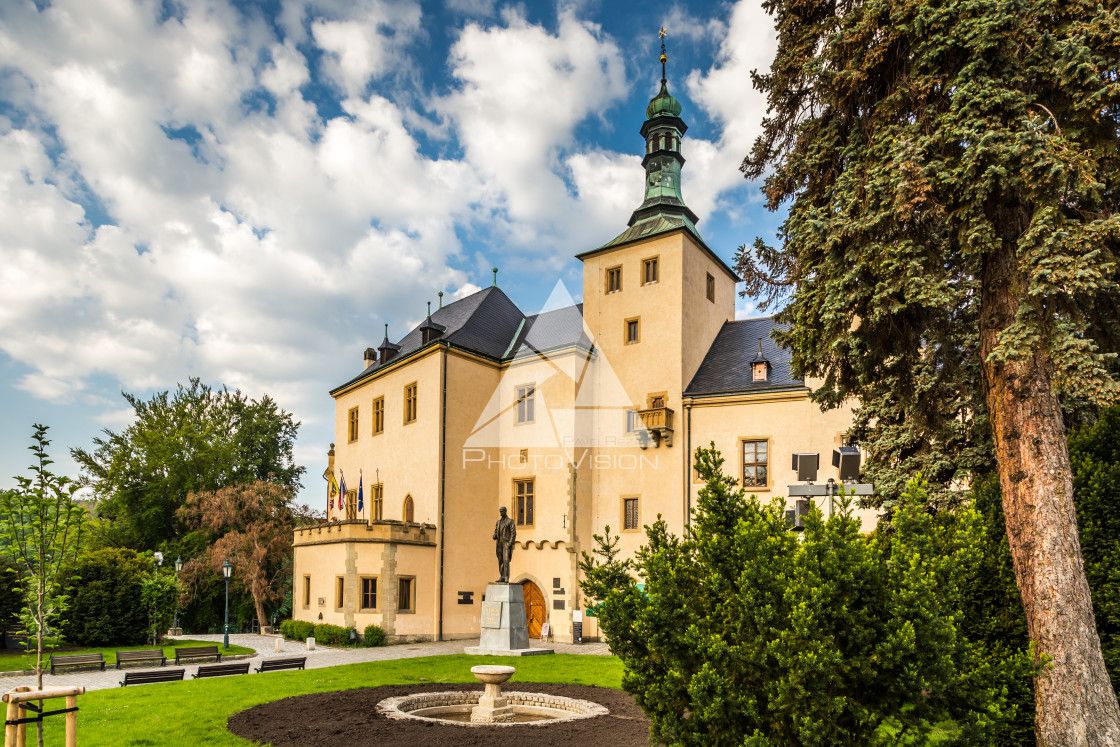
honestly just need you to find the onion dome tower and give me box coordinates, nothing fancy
[598,29,702,250]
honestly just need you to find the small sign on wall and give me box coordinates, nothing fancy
[457,591,474,605]
[317,597,326,607]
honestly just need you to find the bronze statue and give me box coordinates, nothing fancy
[493,506,516,583]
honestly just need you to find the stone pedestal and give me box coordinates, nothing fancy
[464,583,553,656]
[166,627,182,637]
[469,666,517,723]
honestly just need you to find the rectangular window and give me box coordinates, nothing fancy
[625,318,640,344]
[606,266,622,294]
[361,577,377,610]
[642,257,659,285]
[345,489,357,520]
[742,439,769,488]
[516,385,535,423]
[623,497,640,531]
[516,479,535,526]
[303,575,311,608]
[398,577,414,612]
[625,410,640,432]
[348,407,359,442]
[706,272,716,302]
[372,396,384,434]
[404,383,418,424]
[373,483,384,520]
[335,577,345,610]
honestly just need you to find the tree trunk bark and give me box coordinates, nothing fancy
[980,237,1120,746]
[253,592,267,635]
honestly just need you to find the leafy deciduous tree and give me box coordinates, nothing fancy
[0,424,87,747]
[59,548,151,647]
[737,0,1120,739]
[177,479,307,631]
[72,379,305,551]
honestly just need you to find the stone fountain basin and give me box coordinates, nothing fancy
[376,691,609,727]
[470,664,515,684]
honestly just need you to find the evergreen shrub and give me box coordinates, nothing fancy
[313,623,348,646]
[581,444,1036,745]
[59,548,151,646]
[279,619,314,641]
[362,624,385,647]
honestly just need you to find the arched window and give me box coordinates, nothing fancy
[403,495,414,523]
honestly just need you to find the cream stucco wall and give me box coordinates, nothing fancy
[686,390,879,531]
[294,232,871,645]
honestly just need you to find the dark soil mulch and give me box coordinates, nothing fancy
[228,682,652,746]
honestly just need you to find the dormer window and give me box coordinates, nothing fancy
[750,337,771,382]
[419,303,446,345]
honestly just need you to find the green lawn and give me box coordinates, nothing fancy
[34,654,624,746]
[23,653,961,746]
[0,639,255,672]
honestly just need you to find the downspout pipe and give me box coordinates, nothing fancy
[438,343,448,641]
[685,402,692,527]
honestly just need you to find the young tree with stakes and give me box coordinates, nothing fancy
[738,0,1120,742]
[0,425,87,747]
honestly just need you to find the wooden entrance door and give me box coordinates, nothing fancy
[521,580,546,638]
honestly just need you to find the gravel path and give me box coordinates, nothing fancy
[0,635,611,693]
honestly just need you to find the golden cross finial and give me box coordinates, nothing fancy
[659,27,668,39]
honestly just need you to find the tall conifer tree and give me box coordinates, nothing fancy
[738,0,1120,742]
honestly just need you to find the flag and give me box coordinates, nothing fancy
[358,472,364,513]
[339,472,347,517]
[324,466,339,511]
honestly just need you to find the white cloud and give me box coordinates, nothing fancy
[0,0,778,498]
[434,8,629,251]
[683,0,777,219]
[310,0,423,97]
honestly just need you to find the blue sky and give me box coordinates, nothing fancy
[0,0,783,504]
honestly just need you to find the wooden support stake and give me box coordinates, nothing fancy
[4,698,18,747]
[65,695,77,747]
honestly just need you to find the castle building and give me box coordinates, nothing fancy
[291,50,871,643]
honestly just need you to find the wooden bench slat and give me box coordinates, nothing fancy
[115,649,167,669]
[173,646,222,665]
[254,657,306,673]
[192,662,249,678]
[50,653,106,676]
[119,669,185,686]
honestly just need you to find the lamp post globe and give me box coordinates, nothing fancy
[221,558,233,649]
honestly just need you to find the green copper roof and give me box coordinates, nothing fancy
[597,214,701,251]
[646,80,682,118]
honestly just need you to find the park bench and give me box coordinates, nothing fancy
[173,645,222,665]
[192,662,249,679]
[49,653,105,676]
[254,657,306,673]
[115,649,166,669]
[120,668,185,686]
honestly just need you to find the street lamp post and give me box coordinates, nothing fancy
[221,558,232,650]
[172,555,183,634]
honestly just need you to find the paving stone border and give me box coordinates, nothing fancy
[376,690,609,727]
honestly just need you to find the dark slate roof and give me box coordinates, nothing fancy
[684,318,805,397]
[331,288,589,394]
[507,304,590,358]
